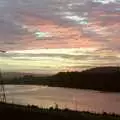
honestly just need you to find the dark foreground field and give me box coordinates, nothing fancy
[0,102,120,120]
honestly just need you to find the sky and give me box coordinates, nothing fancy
[0,0,120,74]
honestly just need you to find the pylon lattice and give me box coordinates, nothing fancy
[0,71,6,103]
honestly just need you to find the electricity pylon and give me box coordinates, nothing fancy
[0,50,6,103]
[0,70,6,103]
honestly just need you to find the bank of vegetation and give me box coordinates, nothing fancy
[3,67,120,92]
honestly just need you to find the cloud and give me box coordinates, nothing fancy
[0,0,120,73]
[92,0,117,4]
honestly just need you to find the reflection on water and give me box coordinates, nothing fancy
[4,85,120,114]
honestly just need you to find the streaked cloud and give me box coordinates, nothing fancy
[1,48,120,73]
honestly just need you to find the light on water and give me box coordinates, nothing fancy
[4,85,120,115]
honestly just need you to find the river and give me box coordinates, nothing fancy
[3,85,120,114]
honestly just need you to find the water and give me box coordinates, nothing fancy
[3,85,120,114]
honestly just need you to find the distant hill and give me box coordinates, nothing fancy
[1,72,31,79]
[1,71,49,79]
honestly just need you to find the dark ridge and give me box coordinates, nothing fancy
[81,66,120,73]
